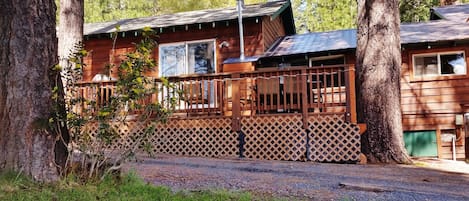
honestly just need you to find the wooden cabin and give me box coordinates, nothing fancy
[82,0,295,81]
[259,4,469,160]
[403,5,469,160]
[77,0,362,163]
[77,1,469,162]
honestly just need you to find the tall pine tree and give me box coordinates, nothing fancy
[292,0,357,33]
[0,0,62,181]
[356,0,411,163]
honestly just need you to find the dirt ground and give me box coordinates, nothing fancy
[124,155,469,200]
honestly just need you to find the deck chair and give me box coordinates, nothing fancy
[283,76,302,111]
[256,77,280,113]
[184,81,208,105]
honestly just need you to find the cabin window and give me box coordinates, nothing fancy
[309,55,346,87]
[159,39,216,76]
[412,51,466,77]
[309,55,345,67]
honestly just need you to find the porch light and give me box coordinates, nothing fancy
[219,41,230,48]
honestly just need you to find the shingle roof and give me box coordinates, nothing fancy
[401,20,469,44]
[84,0,291,36]
[431,3,469,22]
[263,20,469,57]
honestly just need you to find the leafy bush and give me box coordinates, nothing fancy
[52,27,178,180]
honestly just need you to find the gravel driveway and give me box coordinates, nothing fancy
[125,155,469,200]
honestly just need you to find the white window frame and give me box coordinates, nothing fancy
[158,39,218,110]
[308,54,345,67]
[158,39,217,77]
[412,51,466,78]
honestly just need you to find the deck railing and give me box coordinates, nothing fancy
[73,65,356,122]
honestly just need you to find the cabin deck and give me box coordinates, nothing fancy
[73,65,361,162]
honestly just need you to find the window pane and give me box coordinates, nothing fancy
[414,55,438,76]
[160,45,186,76]
[310,57,344,66]
[187,42,215,104]
[187,42,215,74]
[441,53,466,75]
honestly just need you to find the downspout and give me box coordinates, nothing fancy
[237,0,245,60]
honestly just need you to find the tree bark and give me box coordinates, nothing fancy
[57,0,84,171]
[356,0,411,163]
[0,0,60,181]
[58,0,84,76]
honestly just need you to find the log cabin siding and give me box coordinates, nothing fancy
[83,37,143,81]
[400,45,469,159]
[262,16,285,51]
[82,19,273,81]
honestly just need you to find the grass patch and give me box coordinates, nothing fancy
[413,161,428,168]
[0,171,270,201]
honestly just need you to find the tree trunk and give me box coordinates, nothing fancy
[59,0,84,84]
[57,0,84,170]
[0,0,60,181]
[356,0,411,163]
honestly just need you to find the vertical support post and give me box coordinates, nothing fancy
[232,73,241,131]
[300,69,310,160]
[231,73,244,158]
[238,131,245,158]
[436,128,443,159]
[300,69,309,128]
[344,65,357,123]
[218,79,224,116]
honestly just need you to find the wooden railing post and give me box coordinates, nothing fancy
[300,69,311,159]
[231,73,241,132]
[300,69,309,129]
[344,65,357,123]
[231,73,245,158]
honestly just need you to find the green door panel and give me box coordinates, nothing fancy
[404,130,438,157]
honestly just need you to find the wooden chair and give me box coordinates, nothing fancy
[184,81,208,105]
[283,76,301,111]
[256,77,280,113]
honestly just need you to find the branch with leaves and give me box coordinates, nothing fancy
[52,27,176,180]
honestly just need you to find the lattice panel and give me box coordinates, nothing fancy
[79,121,149,151]
[307,115,361,162]
[241,115,307,161]
[80,118,238,158]
[149,118,239,158]
[80,114,361,163]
